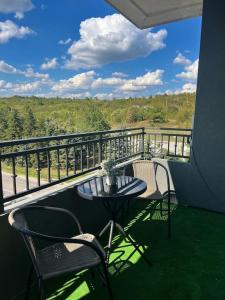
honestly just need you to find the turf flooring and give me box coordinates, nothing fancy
[31,200,225,300]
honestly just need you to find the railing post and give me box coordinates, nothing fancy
[141,127,145,158]
[99,133,103,164]
[0,155,4,213]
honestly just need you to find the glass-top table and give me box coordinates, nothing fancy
[77,176,152,270]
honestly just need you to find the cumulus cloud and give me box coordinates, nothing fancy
[119,70,164,91]
[0,80,7,88]
[0,20,35,43]
[0,0,34,19]
[111,72,128,78]
[91,77,124,89]
[0,60,18,73]
[0,60,49,79]
[41,57,58,70]
[0,79,51,95]
[165,83,197,95]
[52,71,96,92]
[12,81,42,93]
[24,67,49,79]
[58,38,72,45]
[69,92,91,99]
[65,14,167,69]
[94,93,115,100]
[173,52,191,65]
[176,59,199,80]
[50,69,164,95]
[1,68,164,98]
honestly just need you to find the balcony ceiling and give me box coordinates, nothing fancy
[106,0,203,28]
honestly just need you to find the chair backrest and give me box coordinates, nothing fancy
[8,207,40,275]
[132,160,159,197]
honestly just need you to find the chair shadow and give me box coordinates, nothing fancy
[42,200,178,300]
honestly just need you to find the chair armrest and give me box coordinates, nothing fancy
[23,229,105,262]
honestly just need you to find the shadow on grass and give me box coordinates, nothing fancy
[28,201,225,300]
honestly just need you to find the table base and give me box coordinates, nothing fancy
[97,220,152,273]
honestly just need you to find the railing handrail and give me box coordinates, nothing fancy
[1,132,143,159]
[146,127,192,132]
[0,127,144,147]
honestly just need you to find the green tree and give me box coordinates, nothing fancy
[83,103,111,131]
[24,106,36,137]
[7,109,24,139]
[151,110,166,124]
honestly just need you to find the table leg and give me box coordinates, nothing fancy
[115,222,152,267]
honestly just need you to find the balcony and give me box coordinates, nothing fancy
[1,126,223,300]
[34,203,225,300]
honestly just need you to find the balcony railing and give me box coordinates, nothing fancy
[145,127,192,159]
[0,127,192,211]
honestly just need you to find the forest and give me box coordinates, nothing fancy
[0,93,195,141]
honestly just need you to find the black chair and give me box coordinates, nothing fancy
[132,160,172,239]
[8,205,113,300]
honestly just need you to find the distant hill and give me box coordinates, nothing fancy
[0,93,195,140]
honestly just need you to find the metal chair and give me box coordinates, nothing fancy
[132,160,171,239]
[8,206,113,300]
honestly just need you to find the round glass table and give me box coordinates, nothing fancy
[77,176,152,268]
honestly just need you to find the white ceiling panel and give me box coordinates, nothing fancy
[106,0,203,28]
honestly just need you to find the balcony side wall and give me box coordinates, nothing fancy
[168,0,225,212]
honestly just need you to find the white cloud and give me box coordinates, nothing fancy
[95,93,115,100]
[111,72,128,78]
[0,20,35,44]
[52,70,96,92]
[120,70,164,91]
[0,60,18,73]
[92,77,124,89]
[91,70,164,91]
[69,92,91,99]
[0,0,34,19]
[58,38,72,45]
[165,83,197,95]
[0,79,51,95]
[40,57,58,70]
[0,60,49,79]
[176,59,199,80]
[0,80,7,88]
[179,83,197,93]
[12,81,42,93]
[173,52,191,65]
[65,14,167,69]
[24,67,49,79]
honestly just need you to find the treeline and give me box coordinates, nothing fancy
[0,93,195,141]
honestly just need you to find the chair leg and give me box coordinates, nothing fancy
[25,265,33,300]
[167,198,171,239]
[102,262,114,300]
[37,277,44,300]
[160,200,163,217]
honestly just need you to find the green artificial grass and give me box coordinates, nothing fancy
[32,201,225,300]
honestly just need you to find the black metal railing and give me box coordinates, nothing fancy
[0,128,145,210]
[0,127,192,211]
[145,127,192,159]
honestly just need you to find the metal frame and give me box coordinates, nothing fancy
[0,127,191,212]
[8,206,114,300]
[132,160,172,239]
[0,128,144,210]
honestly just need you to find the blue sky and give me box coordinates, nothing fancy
[0,0,201,99]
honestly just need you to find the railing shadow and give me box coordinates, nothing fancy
[42,200,178,300]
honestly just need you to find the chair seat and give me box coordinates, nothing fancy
[36,233,105,279]
[139,189,163,200]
